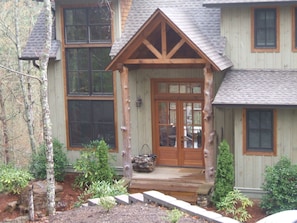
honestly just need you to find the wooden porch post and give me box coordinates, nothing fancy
[120,65,132,179]
[203,64,215,183]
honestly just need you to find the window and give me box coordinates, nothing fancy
[66,48,113,95]
[64,7,111,43]
[68,100,115,148]
[243,109,277,155]
[63,6,115,149]
[252,8,279,52]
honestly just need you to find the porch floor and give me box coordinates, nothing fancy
[128,167,213,204]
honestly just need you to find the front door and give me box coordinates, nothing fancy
[152,80,204,167]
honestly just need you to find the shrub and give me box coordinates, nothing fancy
[73,140,116,187]
[212,140,234,206]
[85,179,127,198]
[76,179,127,206]
[165,208,184,223]
[30,138,68,182]
[0,164,32,194]
[260,157,297,215]
[99,196,117,212]
[217,189,253,222]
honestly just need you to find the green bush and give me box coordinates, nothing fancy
[76,179,127,206]
[165,208,184,223]
[99,196,117,212]
[260,157,297,215]
[30,138,68,182]
[212,140,234,206]
[0,164,32,194]
[86,179,127,198]
[73,140,116,187]
[217,189,253,222]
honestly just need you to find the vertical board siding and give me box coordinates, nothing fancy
[129,68,205,156]
[234,108,297,189]
[221,6,297,69]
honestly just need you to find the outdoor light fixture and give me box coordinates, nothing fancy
[136,96,142,107]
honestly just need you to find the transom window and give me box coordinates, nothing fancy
[63,6,115,149]
[252,8,279,52]
[157,82,202,94]
[243,109,277,155]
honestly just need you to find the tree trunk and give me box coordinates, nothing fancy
[14,0,37,154]
[0,84,10,164]
[203,64,215,183]
[39,0,55,216]
[120,66,132,179]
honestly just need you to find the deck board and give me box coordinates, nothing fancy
[128,167,213,204]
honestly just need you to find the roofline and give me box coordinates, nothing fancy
[203,1,297,8]
[106,8,225,71]
[213,103,297,108]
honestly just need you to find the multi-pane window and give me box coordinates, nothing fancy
[66,48,113,95]
[244,109,276,154]
[68,100,115,148]
[64,7,111,43]
[64,6,115,149]
[254,8,277,48]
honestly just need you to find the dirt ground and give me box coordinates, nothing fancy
[0,174,267,223]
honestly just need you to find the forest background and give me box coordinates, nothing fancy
[0,0,43,166]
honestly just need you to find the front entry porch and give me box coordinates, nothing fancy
[127,167,213,204]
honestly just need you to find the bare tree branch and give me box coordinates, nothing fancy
[0,64,41,83]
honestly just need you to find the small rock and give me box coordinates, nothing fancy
[4,201,18,212]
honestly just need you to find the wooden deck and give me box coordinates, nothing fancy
[128,167,213,204]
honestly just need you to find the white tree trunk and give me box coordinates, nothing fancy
[39,0,55,216]
[203,65,215,183]
[120,66,132,179]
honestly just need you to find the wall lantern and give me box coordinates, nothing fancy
[136,96,142,107]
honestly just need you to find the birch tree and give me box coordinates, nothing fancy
[14,0,38,154]
[39,0,55,215]
[0,0,41,163]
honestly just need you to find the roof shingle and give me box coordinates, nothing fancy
[110,0,232,71]
[203,0,297,7]
[213,70,297,106]
[20,11,60,60]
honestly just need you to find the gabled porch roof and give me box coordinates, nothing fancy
[107,3,232,71]
[213,69,297,107]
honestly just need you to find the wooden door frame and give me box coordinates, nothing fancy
[151,78,205,167]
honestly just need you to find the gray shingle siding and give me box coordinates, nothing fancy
[213,70,297,106]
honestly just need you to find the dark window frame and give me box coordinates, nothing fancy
[62,5,116,150]
[68,100,115,148]
[251,7,279,52]
[243,109,277,156]
[64,7,111,44]
[65,47,113,96]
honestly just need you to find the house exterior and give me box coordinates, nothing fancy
[21,0,297,197]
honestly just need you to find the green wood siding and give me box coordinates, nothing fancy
[233,108,297,189]
[221,6,297,69]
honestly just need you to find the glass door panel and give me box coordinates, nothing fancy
[183,102,202,149]
[158,102,176,148]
